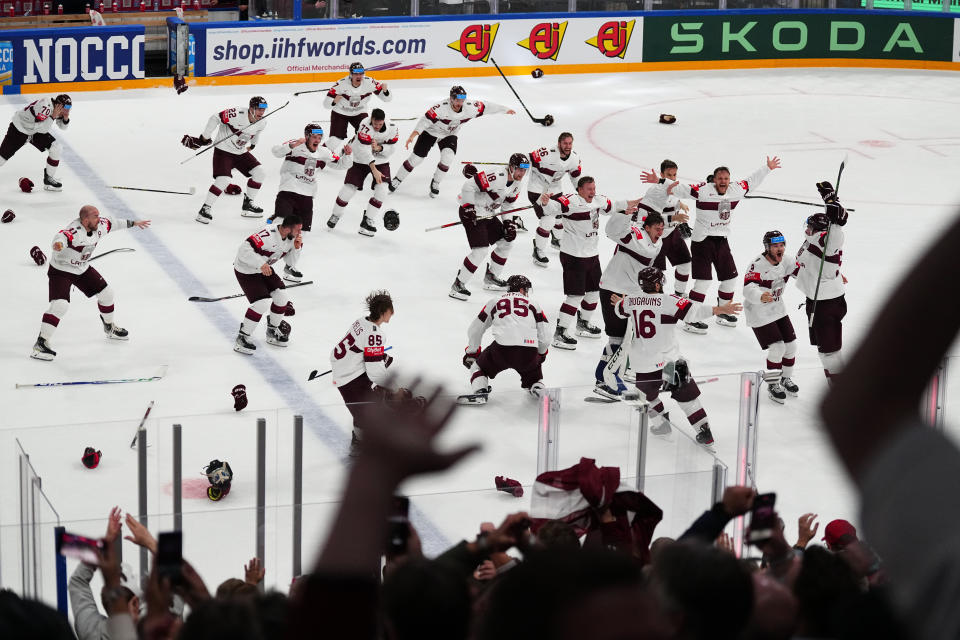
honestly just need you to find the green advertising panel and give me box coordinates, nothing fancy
[643,13,954,62]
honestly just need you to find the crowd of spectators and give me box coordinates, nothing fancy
[2,209,959,639]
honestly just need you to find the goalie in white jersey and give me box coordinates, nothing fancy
[0,94,71,191]
[459,275,550,405]
[390,85,514,198]
[182,96,271,224]
[322,61,392,154]
[528,132,583,265]
[328,108,399,237]
[743,231,800,403]
[232,215,303,355]
[31,205,152,361]
[612,267,741,445]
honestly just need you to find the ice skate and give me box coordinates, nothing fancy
[429,179,440,198]
[101,316,129,341]
[43,171,62,192]
[592,381,622,401]
[457,386,491,406]
[768,382,786,404]
[527,381,545,398]
[482,266,508,291]
[532,242,549,267]
[449,278,471,301]
[388,177,401,193]
[696,425,715,445]
[358,216,377,237]
[326,213,340,230]
[576,312,602,338]
[716,313,738,327]
[512,216,527,233]
[781,377,799,396]
[283,265,303,283]
[550,229,561,250]
[552,326,578,350]
[234,331,256,355]
[683,321,708,335]
[30,336,56,361]
[196,204,213,224]
[241,195,263,217]
[265,322,289,347]
[650,420,673,436]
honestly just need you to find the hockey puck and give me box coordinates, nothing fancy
[1,209,14,223]
[542,114,554,127]
[659,113,677,125]
[531,68,543,79]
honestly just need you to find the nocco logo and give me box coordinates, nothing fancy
[585,19,636,59]
[448,23,499,63]
[517,22,568,61]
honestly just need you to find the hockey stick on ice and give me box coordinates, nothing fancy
[112,185,196,196]
[90,248,136,262]
[179,101,291,165]
[308,346,392,381]
[16,366,168,389]
[808,156,847,329]
[188,280,314,302]
[744,193,855,212]
[129,400,155,449]
[424,205,534,232]
[489,58,554,127]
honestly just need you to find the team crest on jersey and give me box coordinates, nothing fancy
[517,21,567,61]
[585,20,636,59]
[448,23,499,63]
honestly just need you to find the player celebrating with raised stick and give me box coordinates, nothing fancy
[31,205,151,361]
[458,275,550,405]
[529,132,582,267]
[231,215,302,355]
[650,160,694,299]
[323,62,392,155]
[0,94,71,192]
[448,154,528,301]
[390,86,515,198]
[327,108,399,237]
[183,96,270,224]
[743,231,799,403]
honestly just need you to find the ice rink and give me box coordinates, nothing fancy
[1,66,959,598]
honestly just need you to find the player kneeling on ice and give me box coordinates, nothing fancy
[459,275,550,405]
[0,94,71,191]
[449,153,529,301]
[611,267,742,445]
[184,96,270,224]
[232,215,303,354]
[743,230,799,403]
[31,205,151,361]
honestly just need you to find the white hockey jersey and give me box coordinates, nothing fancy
[527,145,582,194]
[323,76,392,117]
[350,117,399,166]
[271,142,348,197]
[330,317,391,388]
[793,227,845,301]
[233,223,301,275]
[414,99,509,139]
[12,97,70,136]
[544,193,627,258]
[467,291,551,354]
[742,254,791,328]
[202,107,268,156]
[615,292,713,372]
[599,213,663,294]
[674,164,771,242]
[50,214,131,276]
[460,168,523,214]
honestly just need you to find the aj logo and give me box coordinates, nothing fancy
[517,21,568,61]
[586,20,636,59]
[448,24,499,63]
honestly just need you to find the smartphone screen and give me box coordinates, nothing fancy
[748,492,777,544]
[57,531,104,565]
[386,495,410,555]
[157,531,183,582]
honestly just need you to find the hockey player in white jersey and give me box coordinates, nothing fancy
[649,159,694,298]
[651,156,781,334]
[793,181,850,382]
[390,85,515,198]
[541,176,641,351]
[271,122,351,236]
[743,231,799,403]
[232,215,302,355]
[327,108,399,237]
[448,153,528,301]
[459,275,550,405]
[31,205,152,361]
[182,96,271,224]
[0,94,71,191]
[613,267,742,445]
[323,61,392,154]
[529,132,583,266]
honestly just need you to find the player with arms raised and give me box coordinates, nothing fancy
[0,94,71,191]
[183,96,270,224]
[529,132,583,267]
[390,86,515,198]
[323,62,392,154]
[459,275,550,405]
[648,160,694,299]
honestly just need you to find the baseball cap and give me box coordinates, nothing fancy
[822,519,858,549]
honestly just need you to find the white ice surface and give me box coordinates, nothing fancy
[1,67,959,604]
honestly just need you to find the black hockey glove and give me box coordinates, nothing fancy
[181,134,211,150]
[459,204,477,226]
[502,219,518,242]
[677,222,693,239]
[825,203,848,227]
[463,349,480,369]
[816,181,837,205]
[462,163,478,178]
